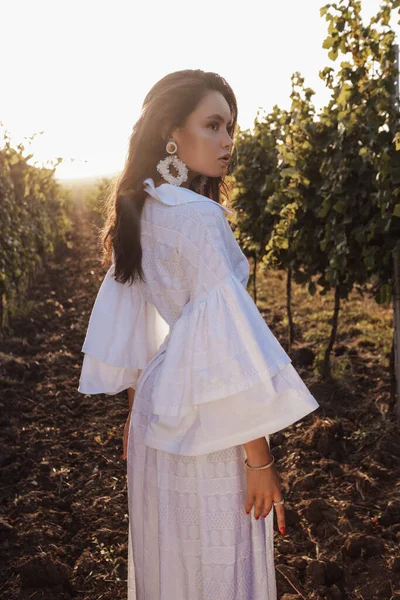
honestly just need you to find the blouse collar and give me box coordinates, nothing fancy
[143,177,233,215]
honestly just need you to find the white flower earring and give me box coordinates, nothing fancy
[156,140,189,186]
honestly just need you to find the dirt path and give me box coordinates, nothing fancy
[0,201,130,599]
[0,200,399,599]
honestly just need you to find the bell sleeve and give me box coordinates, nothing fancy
[77,263,169,396]
[144,205,320,455]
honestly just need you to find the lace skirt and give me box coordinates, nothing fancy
[127,361,277,600]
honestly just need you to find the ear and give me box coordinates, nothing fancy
[161,124,176,143]
[163,126,180,143]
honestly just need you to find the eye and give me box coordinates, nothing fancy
[209,122,232,132]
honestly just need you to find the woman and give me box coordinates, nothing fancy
[78,69,320,600]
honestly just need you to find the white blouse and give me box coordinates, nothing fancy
[78,177,320,455]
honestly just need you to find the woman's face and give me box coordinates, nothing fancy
[169,90,234,188]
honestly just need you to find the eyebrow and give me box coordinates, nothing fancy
[206,113,233,125]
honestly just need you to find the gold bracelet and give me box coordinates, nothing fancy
[244,454,275,470]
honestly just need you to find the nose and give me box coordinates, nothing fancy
[223,131,234,150]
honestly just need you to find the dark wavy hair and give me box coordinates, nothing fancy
[99,69,238,286]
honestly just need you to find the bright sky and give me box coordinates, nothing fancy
[1,0,398,180]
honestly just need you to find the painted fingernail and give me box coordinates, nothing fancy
[246,510,250,514]
[255,516,260,520]
[262,515,266,519]
[279,526,285,535]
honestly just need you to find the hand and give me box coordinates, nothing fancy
[244,458,286,534]
[122,410,131,460]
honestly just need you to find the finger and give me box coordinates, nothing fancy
[253,498,265,520]
[274,502,286,534]
[245,496,255,515]
[262,498,273,519]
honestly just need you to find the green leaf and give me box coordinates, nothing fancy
[337,83,352,107]
[328,48,339,61]
[322,37,334,49]
[281,166,302,182]
[275,236,289,250]
[337,18,345,32]
[333,200,346,213]
[393,204,400,217]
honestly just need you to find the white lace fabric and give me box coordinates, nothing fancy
[78,177,320,456]
[127,365,278,600]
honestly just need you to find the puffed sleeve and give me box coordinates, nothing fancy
[77,263,169,396]
[144,205,320,454]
